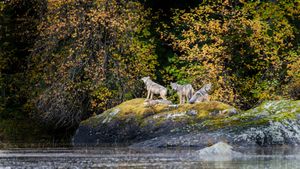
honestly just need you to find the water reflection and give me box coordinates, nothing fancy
[0,146,299,169]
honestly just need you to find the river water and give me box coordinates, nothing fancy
[0,146,300,169]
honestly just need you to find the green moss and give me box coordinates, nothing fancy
[202,100,300,130]
[81,113,104,127]
[81,99,300,133]
[81,98,169,127]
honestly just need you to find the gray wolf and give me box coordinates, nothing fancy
[189,83,212,104]
[141,76,167,100]
[170,82,194,104]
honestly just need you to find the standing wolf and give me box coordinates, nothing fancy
[189,83,212,104]
[170,82,194,104]
[141,76,167,100]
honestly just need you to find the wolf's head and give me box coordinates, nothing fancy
[170,82,179,90]
[203,83,212,92]
[141,76,150,83]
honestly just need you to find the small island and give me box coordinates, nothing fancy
[73,99,300,148]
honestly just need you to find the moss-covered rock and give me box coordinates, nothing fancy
[73,99,300,147]
[231,100,300,146]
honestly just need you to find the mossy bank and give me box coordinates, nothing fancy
[73,99,300,148]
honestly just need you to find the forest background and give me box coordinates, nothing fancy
[0,0,299,145]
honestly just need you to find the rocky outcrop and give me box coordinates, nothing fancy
[232,101,300,146]
[73,99,300,148]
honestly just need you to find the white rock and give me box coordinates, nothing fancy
[195,142,243,161]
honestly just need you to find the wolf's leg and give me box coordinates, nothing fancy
[150,92,153,100]
[161,94,167,100]
[179,94,182,104]
[160,90,167,100]
[186,95,189,103]
[146,90,150,99]
[189,91,193,101]
[180,95,183,104]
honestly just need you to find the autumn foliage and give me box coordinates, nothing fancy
[30,0,158,128]
[1,0,300,133]
[161,1,300,108]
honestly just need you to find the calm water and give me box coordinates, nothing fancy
[0,146,300,169]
